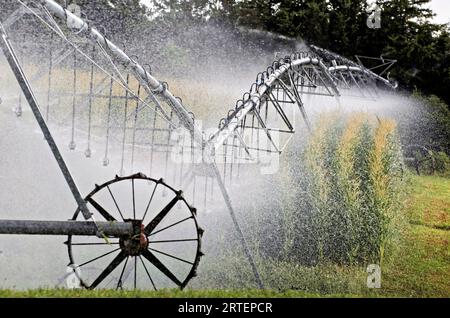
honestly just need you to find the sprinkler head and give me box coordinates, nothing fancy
[84,148,91,158]
[68,141,76,150]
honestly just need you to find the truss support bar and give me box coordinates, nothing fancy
[286,71,311,131]
[317,61,340,96]
[209,163,265,289]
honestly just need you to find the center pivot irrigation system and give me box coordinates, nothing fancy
[0,0,397,290]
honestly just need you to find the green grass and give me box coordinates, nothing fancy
[379,175,450,297]
[0,288,359,298]
[0,174,448,298]
[406,175,450,230]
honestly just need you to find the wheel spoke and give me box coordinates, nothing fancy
[132,179,136,219]
[134,256,137,289]
[139,255,156,290]
[142,249,182,286]
[149,216,193,237]
[145,196,180,235]
[89,250,127,289]
[142,183,158,221]
[87,197,116,221]
[149,247,194,265]
[79,247,121,267]
[117,256,129,290]
[106,185,125,220]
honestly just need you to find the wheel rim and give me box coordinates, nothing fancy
[66,173,203,290]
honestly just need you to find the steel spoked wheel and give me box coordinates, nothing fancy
[66,173,203,290]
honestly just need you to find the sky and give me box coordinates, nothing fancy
[428,0,450,24]
[140,0,450,25]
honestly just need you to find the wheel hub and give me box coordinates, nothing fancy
[119,221,148,256]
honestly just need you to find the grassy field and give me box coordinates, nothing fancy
[0,288,357,298]
[0,174,448,298]
[380,175,450,297]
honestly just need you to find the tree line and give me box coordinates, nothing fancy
[57,0,450,108]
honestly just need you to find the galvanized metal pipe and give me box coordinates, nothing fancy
[328,65,392,87]
[0,220,134,236]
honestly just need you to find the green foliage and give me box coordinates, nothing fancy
[406,150,450,177]
[393,92,450,172]
[376,0,450,103]
[280,114,406,266]
[433,152,450,176]
[412,92,450,153]
[234,0,450,105]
